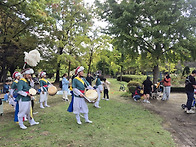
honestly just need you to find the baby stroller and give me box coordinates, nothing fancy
[119,84,125,91]
[151,82,162,99]
[181,90,196,110]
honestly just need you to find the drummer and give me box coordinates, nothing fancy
[10,71,21,122]
[72,66,93,125]
[39,71,50,108]
[94,72,103,108]
[17,68,39,129]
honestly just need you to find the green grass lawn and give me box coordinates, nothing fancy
[0,79,175,147]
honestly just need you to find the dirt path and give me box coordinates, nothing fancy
[141,93,196,147]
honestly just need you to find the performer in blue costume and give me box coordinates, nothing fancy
[10,71,21,122]
[71,66,93,125]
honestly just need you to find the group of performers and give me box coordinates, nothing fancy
[8,65,107,129]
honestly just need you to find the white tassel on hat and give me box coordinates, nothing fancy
[24,49,41,67]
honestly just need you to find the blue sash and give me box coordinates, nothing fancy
[67,91,74,112]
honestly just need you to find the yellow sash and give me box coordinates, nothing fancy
[21,78,27,83]
[75,77,84,85]
[14,80,18,83]
[40,78,48,83]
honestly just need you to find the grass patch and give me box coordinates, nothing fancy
[0,78,175,147]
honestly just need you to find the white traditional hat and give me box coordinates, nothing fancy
[40,71,46,77]
[12,72,21,79]
[21,68,34,75]
[75,66,84,75]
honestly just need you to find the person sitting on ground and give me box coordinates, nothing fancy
[3,80,10,94]
[3,90,9,102]
[132,86,143,101]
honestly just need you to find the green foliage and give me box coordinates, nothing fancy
[96,0,196,82]
[127,81,141,87]
[182,66,190,76]
[117,75,147,83]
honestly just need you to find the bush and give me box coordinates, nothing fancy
[171,87,185,93]
[127,81,141,87]
[127,81,141,94]
[128,86,136,94]
[117,75,147,83]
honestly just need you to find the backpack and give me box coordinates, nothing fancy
[59,81,62,89]
[185,76,191,86]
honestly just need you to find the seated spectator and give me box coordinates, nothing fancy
[133,86,143,101]
[3,80,10,93]
[3,90,9,102]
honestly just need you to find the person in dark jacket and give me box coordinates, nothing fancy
[185,70,196,114]
[142,76,153,103]
[86,73,94,86]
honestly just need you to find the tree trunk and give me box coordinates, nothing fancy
[68,60,71,79]
[120,65,123,82]
[55,47,63,82]
[153,65,159,84]
[87,49,93,74]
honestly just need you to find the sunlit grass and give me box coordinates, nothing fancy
[0,78,175,147]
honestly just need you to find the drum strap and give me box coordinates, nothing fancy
[79,90,85,94]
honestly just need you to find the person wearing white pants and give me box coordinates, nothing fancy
[94,73,103,108]
[62,73,70,101]
[162,86,171,100]
[17,68,39,129]
[72,66,93,125]
[39,72,50,108]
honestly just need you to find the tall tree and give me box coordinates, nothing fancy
[41,0,93,81]
[0,0,49,82]
[96,0,196,83]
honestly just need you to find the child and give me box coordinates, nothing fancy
[62,73,70,101]
[3,90,9,102]
[133,86,143,101]
[102,78,110,100]
[3,80,10,93]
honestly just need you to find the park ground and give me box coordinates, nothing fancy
[0,78,194,147]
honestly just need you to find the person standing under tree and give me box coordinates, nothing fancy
[142,76,153,103]
[62,73,70,101]
[185,70,196,114]
[160,72,171,101]
[102,78,110,101]
[86,73,94,86]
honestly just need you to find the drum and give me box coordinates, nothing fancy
[48,85,57,96]
[84,89,98,103]
[29,88,37,96]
